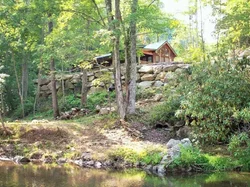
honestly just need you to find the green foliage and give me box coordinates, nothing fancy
[228,132,249,156]
[206,155,234,171]
[171,147,209,169]
[136,87,156,100]
[147,95,181,125]
[176,60,250,143]
[12,98,34,119]
[139,147,165,165]
[148,59,250,143]
[108,146,165,165]
[59,95,81,111]
[108,147,139,164]
[228,133,250,170]
[86,91,116,111]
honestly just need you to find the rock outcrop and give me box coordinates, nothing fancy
[35,63,190,97]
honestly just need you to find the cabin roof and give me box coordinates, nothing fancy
[143,40,177,56]
[144,41,166,50]
[94,53,112,60]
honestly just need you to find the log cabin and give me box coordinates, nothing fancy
[140,40,177,64]
[94,40,177,65]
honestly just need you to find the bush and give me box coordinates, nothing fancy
[59,95,81,111]
[136,87,156,100]
[139,147,165,165]
[171,147,209,169]
[86,91,115,111]
[11,98,34,119]
[147,95,181,125]
[148,60,250,143]
[108,147,139,164]
[58,91,116,112]
[228,133,250,170]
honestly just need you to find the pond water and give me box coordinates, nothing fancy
[0,161,250,187]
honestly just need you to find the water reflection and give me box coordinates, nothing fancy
[0,161,250,187]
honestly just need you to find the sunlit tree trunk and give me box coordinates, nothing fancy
[12,52,25,118]
[127,0,138,114]
[48,13,59,119]
[114,0,126,119]
[21,53,28,101]
[81,69,88,107]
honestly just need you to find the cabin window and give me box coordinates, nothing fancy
[148,56,153,62]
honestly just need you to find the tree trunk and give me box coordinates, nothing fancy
[124,35,131,110]
[81,69,88,107]
[12,52,25,118]
[105,0,113,24]
[33,61,42,115]
[48,13,59,119]
[127,0,138,114]
[199,0,205,61]
[50,58,60,119]
[21,53,28,101]
[114,0,126,119]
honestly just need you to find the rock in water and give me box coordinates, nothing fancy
[13,156,30,164]
[166,139,181,149]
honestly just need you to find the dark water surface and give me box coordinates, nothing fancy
[0,161,250,187]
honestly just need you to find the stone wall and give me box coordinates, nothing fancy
[35,63,190,97]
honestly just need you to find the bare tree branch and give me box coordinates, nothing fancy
[91,0,106,26]
[148,0,156,7]
[61,9,104,26]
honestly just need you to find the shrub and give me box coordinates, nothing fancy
[139,147,165,165]
[11,98,34,119]
[59,95,81,111]
[108,147,139,164]
[86,91,115,111]
[58,91,116,112]
[148,59,250,143]
[228,133,250,170]
[147,95,181,125]
[136,87,156,100]
[171,147,209,169]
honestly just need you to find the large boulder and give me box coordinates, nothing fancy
[40,85,49,91]
[181,138,192,148]
[166,139,181,149]
[141,74,155,81]
[138,66,154,73]
[71,78,80,84]
[87,72,94,77]
[153,94,163,101]
[136,73,141,82]
[163,64,178,72]
[137,81,154,89]
[163,138,193,162]
[153,65,163,74]
[154,81,163,87]
[88,76,95,81]
[65,80,74,89]
[40,78,50,86]
[164,72,176,83]
[47,81,60,90]
[58,74,73,80]
[13,156,30,164]
[155,72,165,81]
[81,152,92,161]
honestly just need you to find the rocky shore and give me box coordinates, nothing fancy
[0,137,193,176]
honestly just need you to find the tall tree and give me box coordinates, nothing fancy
[48,13,60,119]
[114,0,126,119]
[127,0,138,114]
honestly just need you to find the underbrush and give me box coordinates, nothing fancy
[108,146,166,165]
